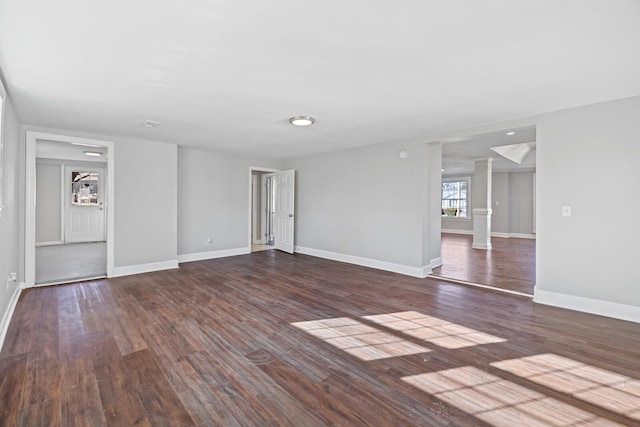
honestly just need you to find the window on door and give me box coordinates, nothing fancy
[442,179,470,218]
[71,172,100,206]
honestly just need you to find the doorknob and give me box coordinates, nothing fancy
[289,214,294,218]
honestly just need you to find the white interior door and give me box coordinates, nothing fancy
[273,169,295,254]
[64,167,105,243]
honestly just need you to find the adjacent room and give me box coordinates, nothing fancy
[1,1,639,426]
[433,126,537,296]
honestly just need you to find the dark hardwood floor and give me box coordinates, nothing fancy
[431,233,536,295]
[2,251,639,426]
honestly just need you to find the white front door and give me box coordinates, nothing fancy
[273,169,295,254]
[64,167,105,243]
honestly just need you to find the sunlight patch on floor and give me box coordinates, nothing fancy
[403,366,624,426]
[292,317,430,361]
[363,311,506,349]
[492,353,640,421]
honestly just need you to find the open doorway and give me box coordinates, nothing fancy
[432,126,537,296]
[25,132,115,287]
[249,167,296,254]
[250,168,278,253]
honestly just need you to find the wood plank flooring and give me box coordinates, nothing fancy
[2,251,639,426]
[431,233,536,295]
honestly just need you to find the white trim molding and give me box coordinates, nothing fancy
[430,257,443,269]
[0,283,24,351]
[509,233,536,239]
[178,247,250,263]
[25,131,116,287]
[472,207,493,250]
[113,260,179,277]
[491,232,510,238]
[442,229,536,239]
[295,246,431,278]
[534,289,640,324]
[441,229,473,235]
[35,240,65,247]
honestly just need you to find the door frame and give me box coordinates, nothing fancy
[25,131,115,287]
[248,167,280,249]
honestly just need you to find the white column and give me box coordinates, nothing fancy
[472,158,493,250]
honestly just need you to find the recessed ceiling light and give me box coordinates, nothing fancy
[143,120,161,128]
[289,116,315,126]
[441,168,445,172]
[506,131,515,136]
[84,151,103,157]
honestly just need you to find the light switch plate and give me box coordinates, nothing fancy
[562,206,572,217]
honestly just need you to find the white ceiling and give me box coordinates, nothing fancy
[36,140,108,163]
[1,1,639,159]
[441,125,536,176]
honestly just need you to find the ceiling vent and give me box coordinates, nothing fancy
[142,120,160,128]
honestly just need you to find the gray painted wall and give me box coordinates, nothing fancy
[508,171,535,234]
[442,170,535,236]
[0,96,21,328]
[177,148,280,256]
[20,126,180,271]
[491,172,509,234]
[114,138,178,268]
[284,140,436,268]
[35,162,62,243]
[537,95,640,307]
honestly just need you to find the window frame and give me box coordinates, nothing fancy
[441,177,471,219]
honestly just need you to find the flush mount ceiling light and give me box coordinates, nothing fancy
[289,116,315,126]
[84,151,103,157]
[142,120,160,128]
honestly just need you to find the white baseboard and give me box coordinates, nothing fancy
[472,242,492,250]
[534,289,640,324]
[295,246,431,278]
[491,232,510,238]
[0,283,24,352]
[508,233,536,239]
[178,247,250,263]
[113,260,179,277]
[35,240,64,247]
[430,257,443,269]
[441,228,473,235]
[441,229,536,239]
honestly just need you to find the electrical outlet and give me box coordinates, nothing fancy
[205,237,212,245]
[6,272,17,289]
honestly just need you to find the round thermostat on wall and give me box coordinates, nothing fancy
[398,150,408,159]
